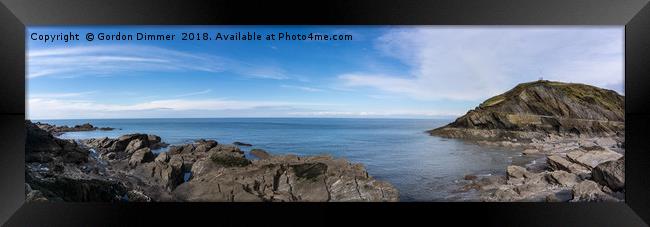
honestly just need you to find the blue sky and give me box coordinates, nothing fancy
[27,26,623,119]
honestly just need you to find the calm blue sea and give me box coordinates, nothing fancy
[37,118,536,201]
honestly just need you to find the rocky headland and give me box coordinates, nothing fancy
[429,80,625,202]
[429,80,623,141]
[34,122,115,136]
[25,120,399,202]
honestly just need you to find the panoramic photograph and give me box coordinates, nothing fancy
[25,26,625,202]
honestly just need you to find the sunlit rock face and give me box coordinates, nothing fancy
[429,80,624,141]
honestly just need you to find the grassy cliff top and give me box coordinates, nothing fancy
[478,80,623,111]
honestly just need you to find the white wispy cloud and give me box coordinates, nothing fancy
[339,27,624,101]
[29,91,98,98]
[281,85,324,92]
[27,97,334,119]
[28,45,288,80]
[174,89,212,98]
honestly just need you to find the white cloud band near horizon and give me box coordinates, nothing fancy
[27,96,459,119]
[27,97,324,119]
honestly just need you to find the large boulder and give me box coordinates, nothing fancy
[506,165,531,179]
[25,121,89,164]
[208,145,251,167]
[132,155,185,190]
[592,157,625,191]
[155,152,170,163]
[129,148,154,167]
[83,137,115,150]
[571,180,618,202]
[26,121,63,154]
[112,134,149,152]
[193,139,218,153]
[125,139,148,154]
[546,170,579,187]
[147,135,161,144]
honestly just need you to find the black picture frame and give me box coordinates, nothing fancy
[1,0,649,226]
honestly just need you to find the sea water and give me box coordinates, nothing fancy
[38,118,536,201]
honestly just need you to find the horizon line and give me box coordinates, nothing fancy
[27,116,459,121]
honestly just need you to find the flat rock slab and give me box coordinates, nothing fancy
[566,149,623,170]
[547,155,590,175]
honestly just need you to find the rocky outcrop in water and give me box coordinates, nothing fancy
[34,122,115,136]
[428,80,624,141]
[233,141,252,147]
[25,121,399,202]
[83,134,169,160]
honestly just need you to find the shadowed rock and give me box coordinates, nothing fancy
[592,157,624,191]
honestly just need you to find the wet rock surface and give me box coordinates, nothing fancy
[25,121,399,202]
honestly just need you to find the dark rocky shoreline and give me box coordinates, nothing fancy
[25,120,399,202]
